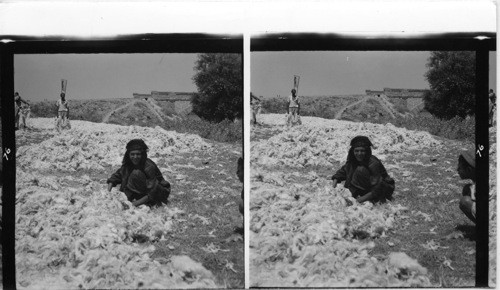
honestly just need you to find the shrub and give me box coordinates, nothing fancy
[192,53,243,122]
[162,117,242,144]
[424,51,476,119]
[379,114,475,142]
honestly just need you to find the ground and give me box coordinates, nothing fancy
[250,114,495,287]
[14,119,243,289]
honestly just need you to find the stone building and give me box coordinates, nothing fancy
[366,88,428,111]
[133,91,196,115]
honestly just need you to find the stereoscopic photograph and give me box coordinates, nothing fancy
[250,40,496,287]
[7,38,244,289]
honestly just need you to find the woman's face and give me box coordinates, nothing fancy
[353,147,367,162]
[129,150,142,166]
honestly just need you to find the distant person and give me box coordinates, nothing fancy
[286,89,301,127]
[489,89,496,127]
[18,103,31,130]
[332,136,395,204]
[107,139,171,207]
[55,92,70,131]
[251,94,262,125]
[14,92,29,130]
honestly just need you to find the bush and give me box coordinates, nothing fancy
[30,101,57,118]
[262,94,474,142]
[192,54,243,122]
[378,114,475,142]
[424,51,476,119]
[162,117,242,144]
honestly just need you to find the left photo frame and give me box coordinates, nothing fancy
[1,35,244,289]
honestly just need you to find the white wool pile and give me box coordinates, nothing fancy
[250,114,435,287]
[17,118,212,171]
[15,118,220,289]
[252,114,442,168]
[16,171,218,289]
[250,169,430,287]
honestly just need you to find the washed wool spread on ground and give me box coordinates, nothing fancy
[250,114,472,287]
[15,118,219,289]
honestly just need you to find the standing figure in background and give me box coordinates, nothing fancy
[251,94,262,125]
[286,89,301,127]
[19,103,31,130]
[489,89,496,127]
[55,93,70,131]
[14,92,30,130]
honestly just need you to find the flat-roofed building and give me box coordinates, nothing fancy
[133,91,196,115]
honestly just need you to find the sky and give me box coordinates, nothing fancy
[14,51,497,102]
[251,51,497,98]
[14,54,200,101]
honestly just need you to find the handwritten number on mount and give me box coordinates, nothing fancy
[3,148,11,160]
[476,145,484,157]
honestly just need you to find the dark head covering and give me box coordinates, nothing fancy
[350,136,373,149]
[459,149,475,168]
[123,139,149,168]
[291,89,296,94]
[347,136,373,164]
[126,139,149,152]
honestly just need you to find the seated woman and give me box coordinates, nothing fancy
[332,136,395,204]
[107,139,171,207]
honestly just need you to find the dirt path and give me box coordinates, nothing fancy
[102,99,171,124]
[334,97,367,119]
[142,99,165,123]
[102,99,139,123]
[409,101,425,113]
[335,95,400,119]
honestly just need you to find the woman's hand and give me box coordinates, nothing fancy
[332,179,338,188]
[356,192,374,204]
[132,195,150,207]
[107,183,113,192]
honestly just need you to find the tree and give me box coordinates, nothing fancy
[192,53,242,122]
[423,51,475,119]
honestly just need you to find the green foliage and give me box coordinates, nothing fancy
[30,98,241,143]
[372,114,475,142]
[192,53,243,122]
[162,117,242,143]
[261,97,287,114]
[261,95,358,119]
[30,101,58,118]
[424,51,476,119]
[30,99,130,123]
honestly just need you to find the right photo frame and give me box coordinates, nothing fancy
[249,33,496,288]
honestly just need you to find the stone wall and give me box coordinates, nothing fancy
[133,91,194,115]
[366,88,428,111]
